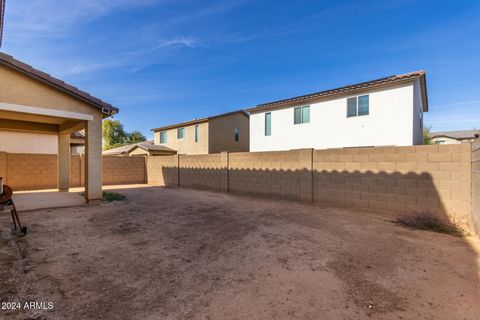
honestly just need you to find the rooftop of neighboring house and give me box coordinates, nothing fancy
[102,140,175,156]
[151,110,249,132]
[246,70,428,113]
[431,129,480,140]
[0,52,119,114]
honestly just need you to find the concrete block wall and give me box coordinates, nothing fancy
[313,144,473,230]
[473,138,480,234]
[5,153,57,190]
[0,152,146,190]
[147,155,178,186]
[147,144,476,235]
[178,154,226,192]
[102,156,146,186]
[228,150,304,200]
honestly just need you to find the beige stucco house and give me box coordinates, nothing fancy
[0,52,118,203]
[431,129,480,145]
[103,140,176,157]
[151,110,249,154]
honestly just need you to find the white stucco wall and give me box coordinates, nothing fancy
[250,82,417,152]
[413,79,424,145]
[0,130,58,154]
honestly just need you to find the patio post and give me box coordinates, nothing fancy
[58,131,70,191]
[85,116,103,204]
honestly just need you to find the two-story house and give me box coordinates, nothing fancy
[246,71,428,152]
[151,110,249,154]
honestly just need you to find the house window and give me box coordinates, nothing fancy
[265,112,271,136]
[177,127,185,139]
[420,112,423,129]
[159,131,167,144]
[294,106,310,124]
[347,95,369,117]
[194,125,199,143]
[434,140,446,144]
[234,128,239,142]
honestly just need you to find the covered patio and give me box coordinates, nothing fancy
[0,52,118,203]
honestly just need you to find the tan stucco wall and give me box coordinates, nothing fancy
[129,147,150,156]
[208,112,249,153]
[0,65,103,117]
[154,121,209,155]
[0,130,58,154]
[153,113,249,155]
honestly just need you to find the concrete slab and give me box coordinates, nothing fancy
[12,190,87,212]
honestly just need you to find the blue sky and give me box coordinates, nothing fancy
[3,0,480,138]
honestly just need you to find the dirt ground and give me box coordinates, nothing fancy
[1,186,479,320]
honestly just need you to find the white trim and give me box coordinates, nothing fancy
[0,102,93,121]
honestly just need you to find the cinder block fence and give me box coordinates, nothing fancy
[148,142,478,235]
[0,153,146,190]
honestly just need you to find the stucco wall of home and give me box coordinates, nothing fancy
[413,79,424,145]
[0,152,145,190]
[0,65,104,117]
[208,113,250,153]
[431,137,461,144]
[472,138,480,234]
[250,82,418,152]
[154,121,209,155]
[147,143,476,236]
[0,130,58,154]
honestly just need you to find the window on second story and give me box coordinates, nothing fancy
[347,95,369,117]
[159,131,167,144]
[234,128,239,142]
[194,125,199,143]
[265,112,271,136]
[177,127,185,139]
[294,106,310,124]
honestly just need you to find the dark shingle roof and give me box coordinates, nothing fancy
[431,129,480,140]
[246,70,428,113]
[0,52,119,114]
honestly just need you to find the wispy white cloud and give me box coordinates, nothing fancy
[60,36,199,75]
[6,0,161,35]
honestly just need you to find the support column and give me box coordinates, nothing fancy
[85,117,103,204]
[58,131,70,191]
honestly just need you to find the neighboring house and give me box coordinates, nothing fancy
[102,140,176,157]
[0,130,85,154]
[151,110,249,155]
[246,71,428,152]
[430,129,480,144]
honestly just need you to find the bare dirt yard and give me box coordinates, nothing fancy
[1,186,479,320]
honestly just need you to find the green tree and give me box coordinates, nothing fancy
[102,120,146,150]
[126,130,147,144]
[423,126,432,145]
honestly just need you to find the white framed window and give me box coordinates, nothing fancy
[347,95,369,117]
[177,127,185,139]
[294,106,310,124]
[159,131,167,144]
